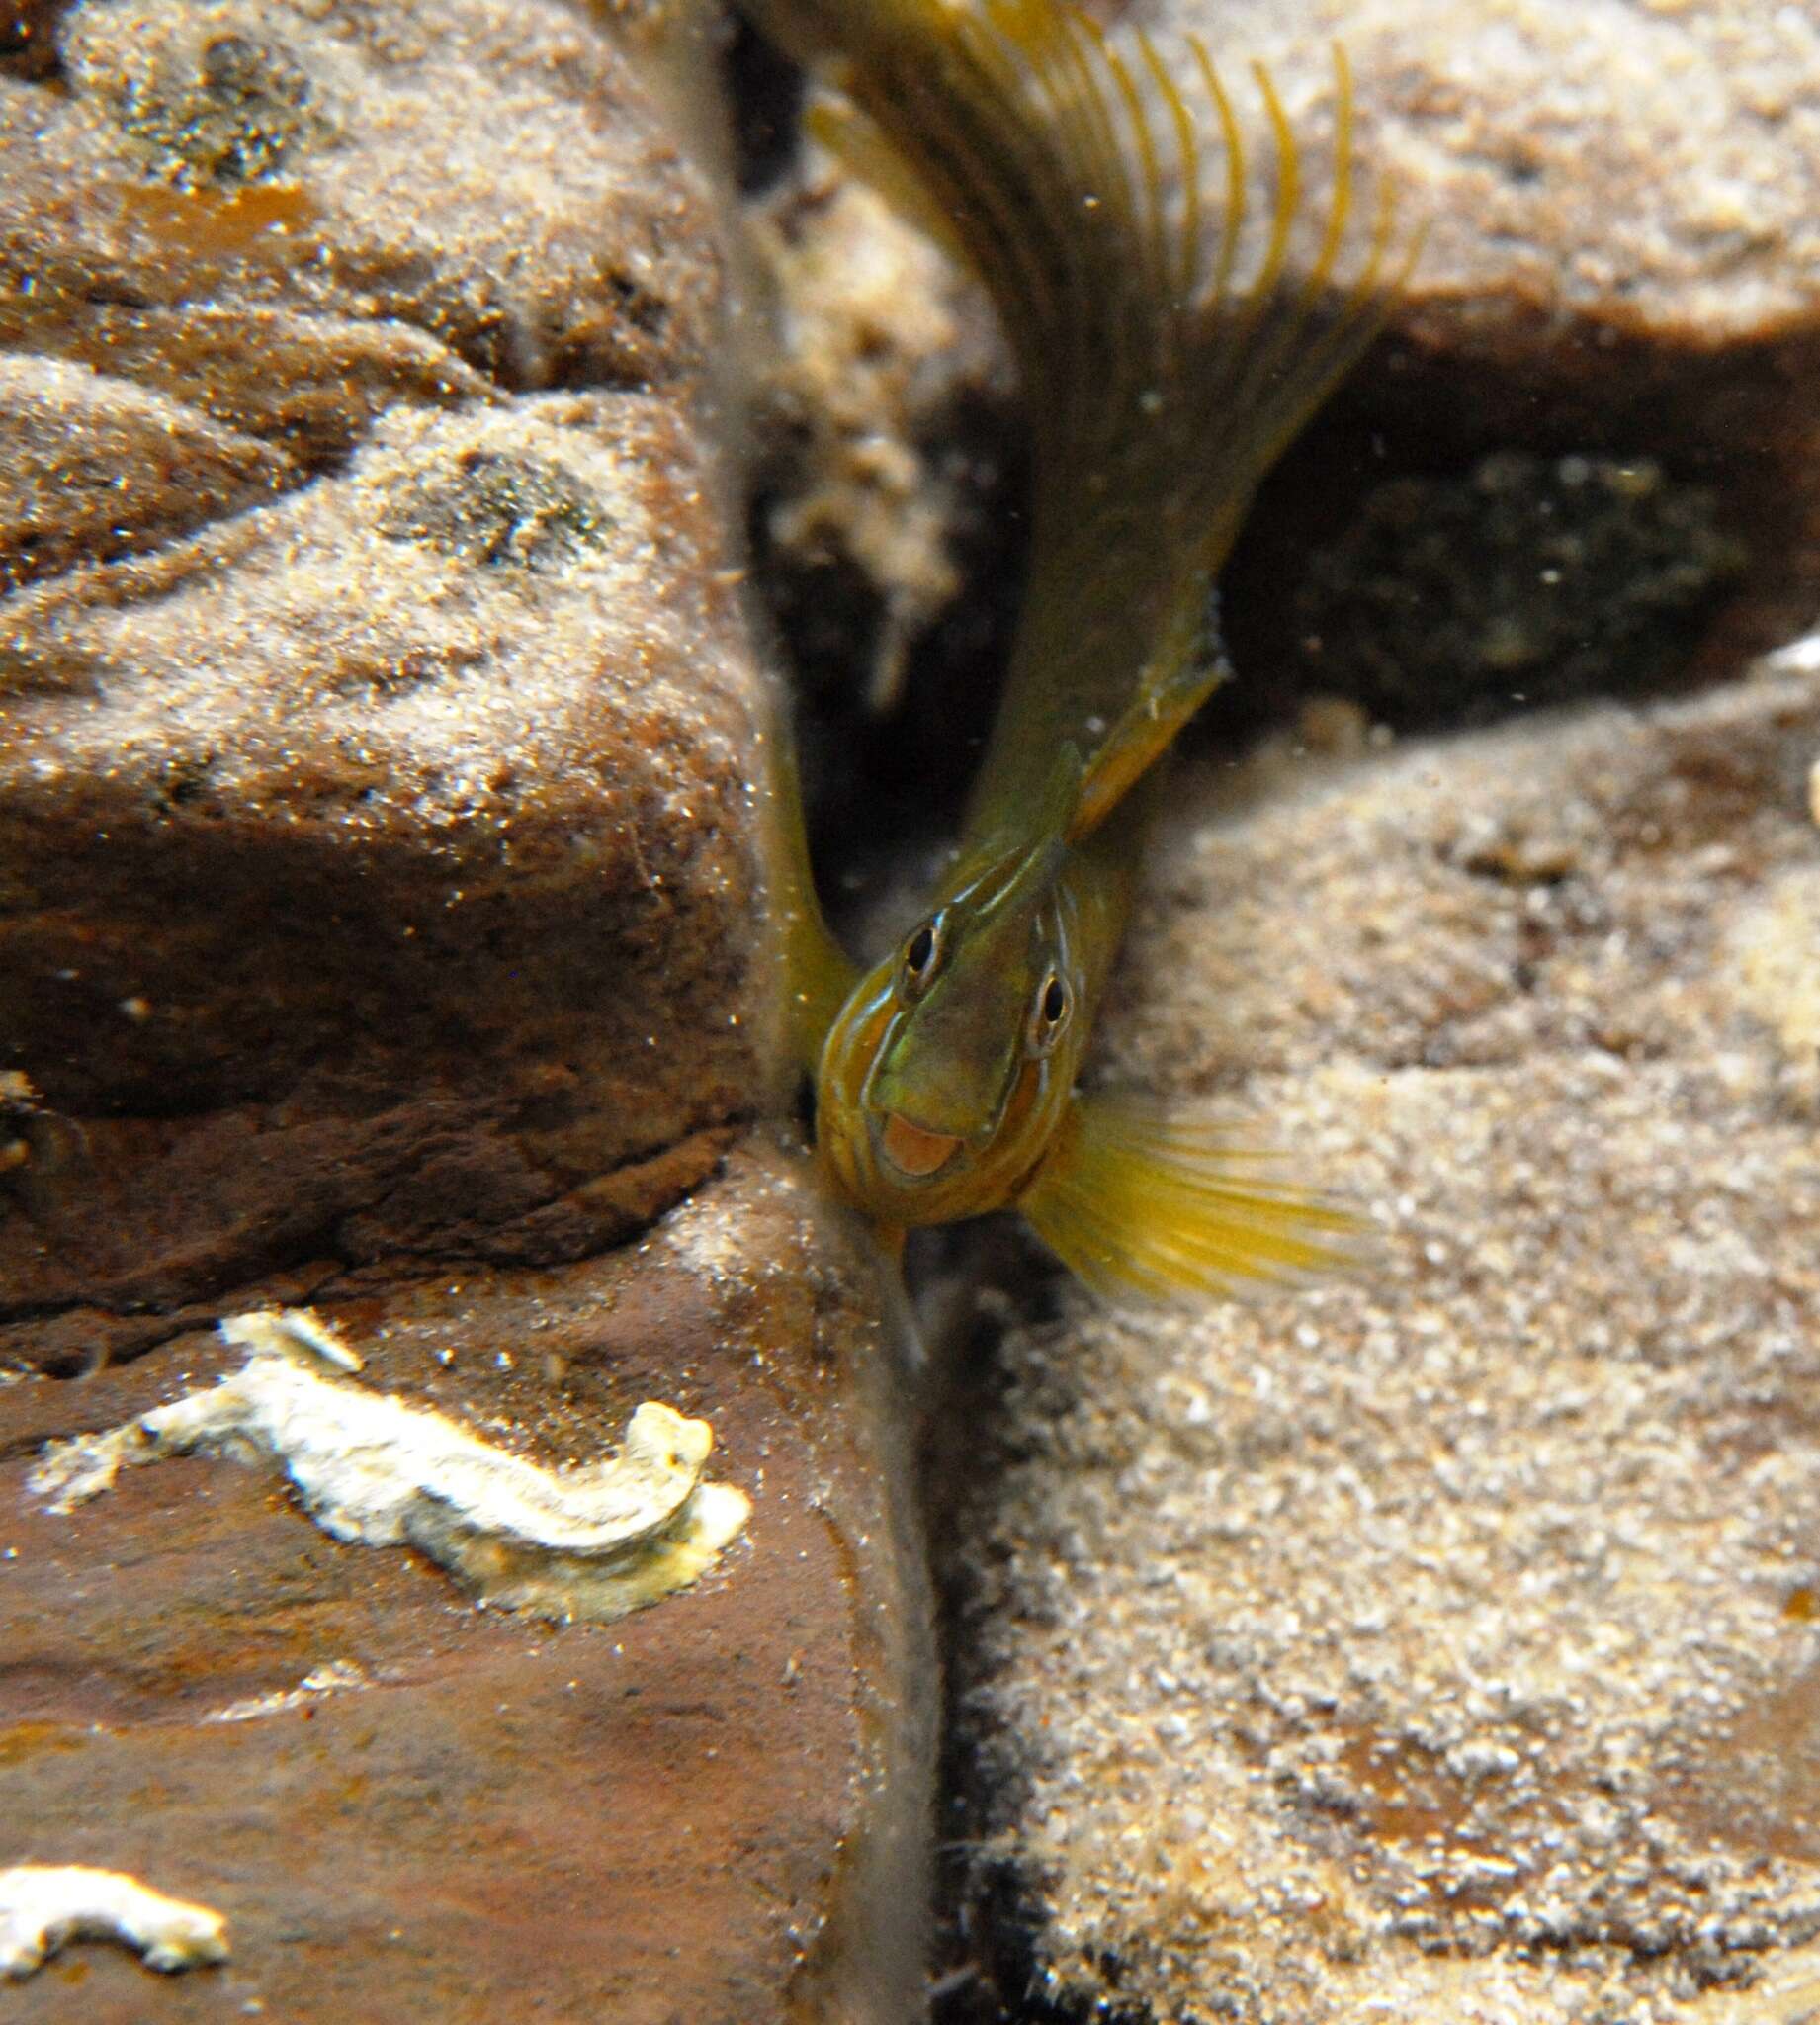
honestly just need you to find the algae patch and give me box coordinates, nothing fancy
[1293,451,1744,720]
[29,1307,750,1623]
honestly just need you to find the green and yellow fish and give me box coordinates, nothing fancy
[752,0,1410,1298]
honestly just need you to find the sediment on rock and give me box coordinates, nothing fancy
[939,660,1820,2025]
[4,1147,935,2024]
[1,391,767,1322]
[2,4,938,2019]
[0,0,763,1323]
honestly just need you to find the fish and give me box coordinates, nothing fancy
[752,0,1412,1298]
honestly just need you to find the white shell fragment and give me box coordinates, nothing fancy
[0,1865,228,1979]
[203,1658,372,1725]
[220,1305,365,1371]
[28,1308,751,1623]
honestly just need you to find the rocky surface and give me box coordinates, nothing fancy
[3,1145,932,2024]
[0,0,714,488]
[1,1,936,2017]
[1157,0,1820,711]
[1,389,764,1333]
[1145,0,1820,361]
[0,0,759,1341]
[939,656,1820,2023]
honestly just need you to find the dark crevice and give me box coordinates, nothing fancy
[721,13,805,197]
[750,383,1028,943]
[766,305,1811,888]
[0,1117,746,1371]
[76,277,156,312]
[0,0,66,82]
[917,1228,1122,2025]
[1212,405,1753,743]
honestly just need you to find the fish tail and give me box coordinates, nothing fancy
[802,93,980,276]
[1017,1090,1369,1302]
[754,0,1417,833]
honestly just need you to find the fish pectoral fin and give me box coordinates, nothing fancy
[786,911,863,1073]
[1016,1091,1369,1302]
[1068,613,1229,839]
[754,667,860,1072]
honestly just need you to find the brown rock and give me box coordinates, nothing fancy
[0,353,288,592]
[0,392,765,1319]
[1149,0,1820,695]
[1,0,714,475]
[2,5,939,2015]
[943,658,1820,2022]
[0,0,762,1322]
[2,1144,933,2024]
[1133,0,1820,359]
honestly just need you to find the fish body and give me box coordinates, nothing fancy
[752,0,1409,1296]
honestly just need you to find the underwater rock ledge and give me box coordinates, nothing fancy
[0,2,934,2019]
[942,655,1820,2025]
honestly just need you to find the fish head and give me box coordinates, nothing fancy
[816,828,1088,1227]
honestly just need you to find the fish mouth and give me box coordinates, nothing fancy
[877,1110,964,1180]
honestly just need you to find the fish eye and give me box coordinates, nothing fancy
[902,917,942,997]
[1028,972,1072,1055]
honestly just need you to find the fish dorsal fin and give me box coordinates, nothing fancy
[1017,1091,1368,1301]
[985,31,1416,827]
[804,90,980,276]
[755,4,1416,586]
[806,1,1417,836]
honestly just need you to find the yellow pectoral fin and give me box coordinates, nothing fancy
[786,920,863,1074]
[1017,1092,1369,1302]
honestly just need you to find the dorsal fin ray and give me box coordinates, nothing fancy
[746,0,1416,838]
[803,93,980,274]
[989,33,1414,837]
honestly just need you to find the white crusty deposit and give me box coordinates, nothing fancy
[0,1865,228,1979]
[29,1308,750,1622]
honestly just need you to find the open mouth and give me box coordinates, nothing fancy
[878,1110,963,1179]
